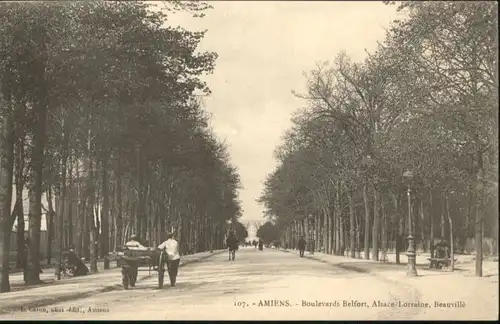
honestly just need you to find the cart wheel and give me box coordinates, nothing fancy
[122,268,130,290]
[158,251,166,289]
[158,270,164,289]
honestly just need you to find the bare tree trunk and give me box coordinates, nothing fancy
[445,193,454,272]
[100,157,109,257]
[314,213,319,253]
[371,182,379,261]
[474,192,483,277]
[420,198,425,252]
[27,49,49,285]
[209,219,214,252]
[14,199,24,270]
[177,215,183,255]
[86,131,98,273]
[304,212,309,251]
[334,212,340,255]
[441,192,446,239]
[429,188,435,258]
[363,183,370,260]
[159,200,166,244]
[115,155,123,249]
[340,214,345,256]
[322,211,328,253]
[147,185,153,246]
[462,191,473,253]
[474,147,486,277]
[46,187,54,265]
[14,135,25,269]
[55,180,65,279]
[74,158,81,256]
[54,128,69,279]
[109,173,115,252]
[94,204,100,258]
[0,101,15,292]
[355,207,361,259]
[324,213,329,254]
[333,185,339,255]
[66,153,74,249]
[27,186,41,284]
[393,193,401,264]
[348,189,355,258]
[381,195,388,262]
[328,210,334,254]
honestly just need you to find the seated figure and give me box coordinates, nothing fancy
[434,238,450,258]
[431,238,451,269]
[63,248,89,276]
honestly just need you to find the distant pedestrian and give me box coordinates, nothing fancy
[158,232,180,287]
[226,230,239,261]
[297,236,306,257]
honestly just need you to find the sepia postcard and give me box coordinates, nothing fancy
[0,0,498,321]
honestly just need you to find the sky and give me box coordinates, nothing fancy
[153,1,403,223]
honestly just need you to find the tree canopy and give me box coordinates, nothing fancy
[259,1,498,275]
[0,0,242,292]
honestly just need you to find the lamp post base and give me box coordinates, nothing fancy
[406,235,418,277]
[406,253,418,277]
[406,262,418,277]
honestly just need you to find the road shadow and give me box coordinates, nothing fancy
[9,280,57,292]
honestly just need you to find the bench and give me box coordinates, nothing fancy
[427,257,458,269]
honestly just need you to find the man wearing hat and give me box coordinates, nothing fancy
[226,230,239,261]
[124,234,146,286]
[158,232,180,287]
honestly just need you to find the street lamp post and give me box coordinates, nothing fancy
[403,170,418,277]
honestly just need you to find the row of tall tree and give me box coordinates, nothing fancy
[258,1,498,276]
[232,221,249,241]
[256,221,279,245]
[0,0,243,293]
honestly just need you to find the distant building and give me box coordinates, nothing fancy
[246,219,263,241]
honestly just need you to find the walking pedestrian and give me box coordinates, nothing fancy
[125,234,146,286]
[158,232,181,287]
[226,230,239,261]
[297,235,306,257]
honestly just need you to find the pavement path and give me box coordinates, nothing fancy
[0,250,224,317]
[8,259,115,292]
[0,247,424,321]
[282,248,499,321]
[0,247,497,320]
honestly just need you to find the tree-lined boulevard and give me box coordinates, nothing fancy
[0,0,497,321]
